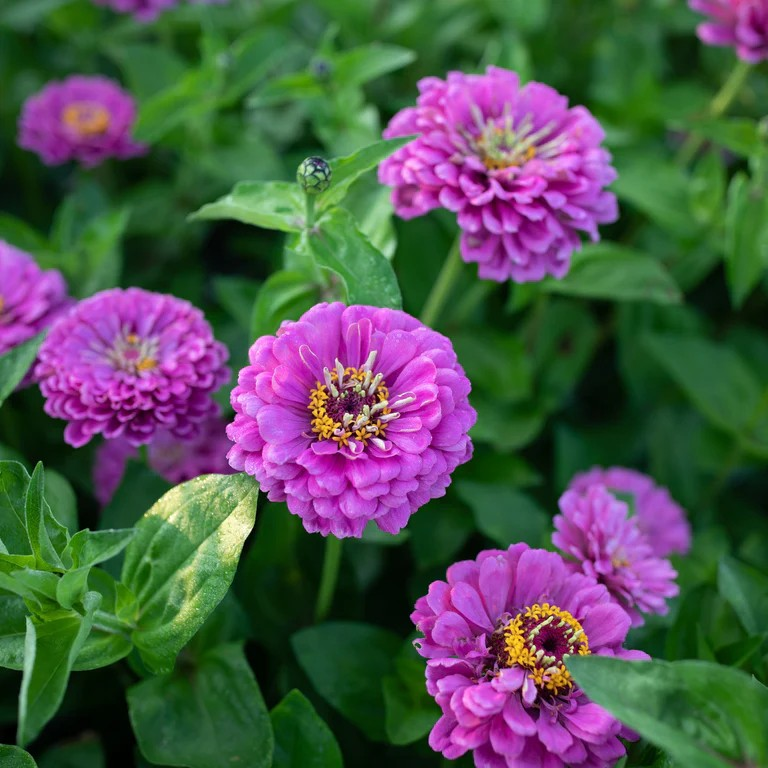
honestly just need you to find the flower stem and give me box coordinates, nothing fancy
[305,194,316,229]
[420,236,464,328]
[314,535,343,623]
[676,59,752,166]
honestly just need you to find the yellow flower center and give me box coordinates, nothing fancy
[61,102,111,137]
[500,602,590,695]
[107,330,158,374]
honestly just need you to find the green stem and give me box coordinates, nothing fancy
[305,194,316,229]
[314,535,343,623]
[677,59,752,166]
[420,237,464,328]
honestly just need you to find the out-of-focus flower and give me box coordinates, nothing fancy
[412,544,647,767]
[379,66,618,283]
[554,485,679,627]
[689,0,768,62]
[92,0,227,22]
[227,302,476,538]
[18,76,147,168]
[568,466,691,557]
[35,287,229,448]
[0,240,71,358]
[93,415,235,506]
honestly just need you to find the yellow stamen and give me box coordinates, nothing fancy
[136,358,157,372]
[61,102,111,137]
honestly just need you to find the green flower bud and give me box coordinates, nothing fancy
[297,156,332,195]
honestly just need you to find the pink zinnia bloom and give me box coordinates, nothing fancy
[689,0,768,62]
[35,288,229,448]
[226,302,476,538]
[412,544,647,767]
[92,0,227,22]
[568,466,691,557]
[378,66,618,283]
[553,486,679,627]
[93,415,235,506]
[0,240,71,362]
[18,76,147,168]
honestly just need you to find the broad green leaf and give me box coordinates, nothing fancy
[683,117,762,157]
[470,398,546,452]
[190,181,304,233]
[25,463,67,570]
[70,208,129,298]
[0,745,37,767]
[55,568,90,611]
[109,43,187,101]
[128,643,272,768]
[121,474,259,674]
[64,529,135,570]
[0,461,32,556]
[17,592,101,746]
[455,482,548,547]
[299,208,401,308]
[718,557,768,637]
[43,471,77,536]
[724,172,768,308]
[567,656,768,768]
[688,151,726,226]
[0,214,50,254]
[332,43,416,87]
[0,0,72,30]
[319,137,414,210]
[292,621,400,741]
[408,498,473,570]
[1,570,59,605]
[0,334,45,409]
[542,244,681,305]
[271,690,342,768]
[250,270,323,340]
[0,594,28,669]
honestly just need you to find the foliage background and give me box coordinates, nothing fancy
[0,0,767,766]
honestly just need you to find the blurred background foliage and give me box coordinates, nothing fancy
[1,0,767,766]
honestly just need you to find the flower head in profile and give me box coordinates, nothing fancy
[18,76,147,168]
[227,302,476,538]
[412,544,647,767]
[378,66,618,283]
[35,288,229,448]
[0,241,71,366]
[93,415,235,506]
[91,0,227,22]
[553,485,679,627]
[568,466,691,557]
[689,0,768,62]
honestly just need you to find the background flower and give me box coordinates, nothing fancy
[91,0,227,22]
[554,485,680,626]
[18,75,147,168]
[35,287,229,448]
[568,466,691,557]
[689,0,768,62]
[412,544,647,767]
[227,302,476,538]
[379,66,618,283]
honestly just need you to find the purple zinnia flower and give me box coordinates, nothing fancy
[18,76,147,168]
[35,287,229,448]
[378,66,618,283]
[412,544,647,767]
[553,485,679,627]
[91,0,227,22]
[568,466,691,557]
[0,240,71,360]
[227,302,476,538]
[689,0,768,62]
[93,415,235,506]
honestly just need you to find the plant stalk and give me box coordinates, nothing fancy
[420,236,464,328]
[314,535,343,623]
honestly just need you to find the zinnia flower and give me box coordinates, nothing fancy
[689,0,768,62]
[226,302,476,538]
[553,485,679,627]
[0,240,71,362]
[92,0,227,22]
[378,66,618,283]
[18,76,146,168]
[35,287,229,448]
[412,544,647,767]
[568,466,691,557]
[93,415,235,506]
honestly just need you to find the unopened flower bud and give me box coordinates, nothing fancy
[297,156,331,195]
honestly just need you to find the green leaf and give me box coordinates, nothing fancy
[724,172,768,308]
[271,689,343,768]
[455,482,548,547]
[542,244,682,304]
[64,529,135,569]
[299,208,402,308]
[0,745,38,767]
[292,621,400,741]
[128,642,273,768]
[688,151,726,226]
[24,463,67,570]
[684,117,762,157]
[38,740,104,768]
[17,592,101,746]
[332,43,416,87]
[250,270,323,340]
[567,656,768,768]
[109,43,187,101]
[717,556,768,637]
[0,334,45,409]
[0,213,51,254]
[0,594,28,669]
[43,471,78,536]
[319,137,414,210]
[190,181,304,233]
[0,461,32,556]
[408,498,473,570]
[71,208,129,298]
[121,474,259,674]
